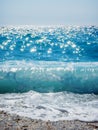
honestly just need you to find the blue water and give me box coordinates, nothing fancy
[0,26,98,62]
[0,26,98,121]
[0,26,98,94]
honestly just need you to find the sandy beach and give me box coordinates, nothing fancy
[0,110,98,130]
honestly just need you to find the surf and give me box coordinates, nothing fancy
[0,26,98,122]
[0,61,98,94]
[0,26,98,94]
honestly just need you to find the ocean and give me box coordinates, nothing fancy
[0,26,98,121]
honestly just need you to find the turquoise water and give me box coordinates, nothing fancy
[0,26,98,62]
[0,26,98,121]
[0,26,98,94]
[0,61,98,94]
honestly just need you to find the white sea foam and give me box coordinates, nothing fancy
[0,91,98,121]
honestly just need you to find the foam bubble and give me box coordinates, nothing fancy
[0,91,98,121]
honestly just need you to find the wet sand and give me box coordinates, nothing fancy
[0,110,98,130]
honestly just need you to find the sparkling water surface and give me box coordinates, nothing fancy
[0,26,98,121]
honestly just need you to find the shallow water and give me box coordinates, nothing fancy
[0,91,98,121]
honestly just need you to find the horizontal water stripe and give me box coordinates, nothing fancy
[0,26,98,62]
[0,61,98,94]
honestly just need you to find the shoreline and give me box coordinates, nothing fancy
[0,111,98,130]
